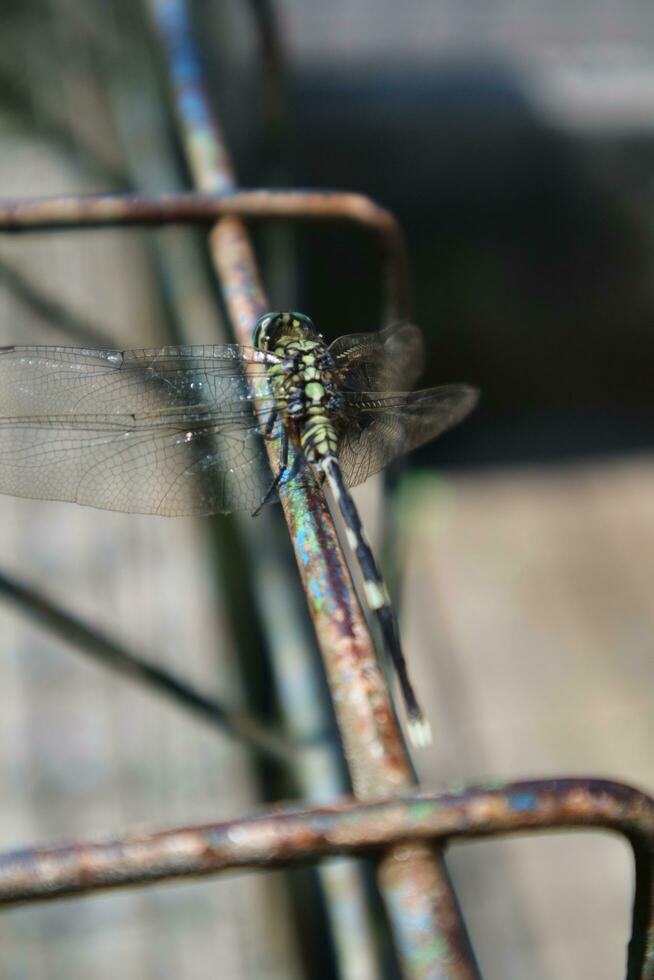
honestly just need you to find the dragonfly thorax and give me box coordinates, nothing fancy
[259,321,340,463]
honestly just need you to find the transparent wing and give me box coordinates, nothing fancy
[336,385,479,488]
[0,344,275,416]
[0,415,283,516]
[328,322,425,393]
[0,344,283,516]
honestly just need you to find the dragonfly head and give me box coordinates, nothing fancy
[253,311,319,351]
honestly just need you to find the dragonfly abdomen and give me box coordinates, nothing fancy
[301,412,338,462]
[319,453,431,748]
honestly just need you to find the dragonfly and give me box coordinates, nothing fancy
[0,312,478,745]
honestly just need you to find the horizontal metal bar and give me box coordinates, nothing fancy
[2,777,652,980]
[2,778,650,975]
[0,189,412,319]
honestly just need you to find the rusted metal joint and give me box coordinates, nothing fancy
[0,189,412,321]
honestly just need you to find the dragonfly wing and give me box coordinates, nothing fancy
[0,344,274,415]
[328,322,425,393]
[0,344,283,516]
[336,385,479,488]
[0,411,283,516]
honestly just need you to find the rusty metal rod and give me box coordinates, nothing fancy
[0,190,412,320]
[147,0,422,801]
[148,0,477,976]
[148,2,392,976]
[0,778,651,978]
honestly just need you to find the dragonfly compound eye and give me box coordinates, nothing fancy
[253,311,317,349]
[253,312,279,350]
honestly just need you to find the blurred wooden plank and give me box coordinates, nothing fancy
[400,459,654,980]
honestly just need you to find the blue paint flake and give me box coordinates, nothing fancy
[509,792,537,812]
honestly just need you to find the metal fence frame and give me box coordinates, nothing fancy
[0,2,652,978]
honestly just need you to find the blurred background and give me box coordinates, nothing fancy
[0,1,652,978]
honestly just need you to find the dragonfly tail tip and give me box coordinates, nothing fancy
[407,715,432,749]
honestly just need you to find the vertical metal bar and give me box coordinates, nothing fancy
[148,1,479,976]
[147,2,386,976]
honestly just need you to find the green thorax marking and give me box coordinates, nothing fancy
[265,336,339,462]
[269,337,330,402]
[273,336,324,359]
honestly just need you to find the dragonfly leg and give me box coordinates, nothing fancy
[251,430,289,517]
[263,408,279,440]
